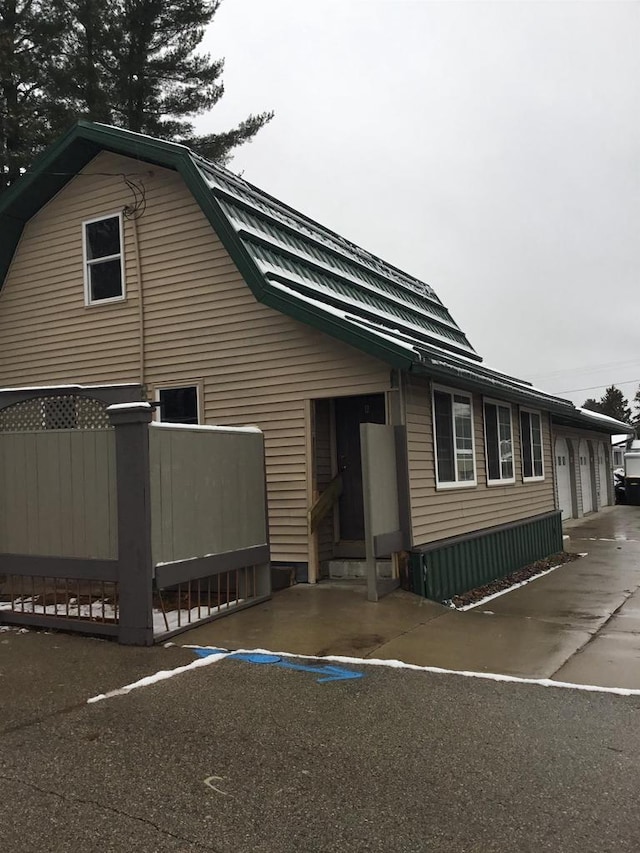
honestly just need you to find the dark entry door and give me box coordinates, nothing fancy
[334,394,386,541]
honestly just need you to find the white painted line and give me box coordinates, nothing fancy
[186,645,640,698]
[457,554,587,611]
[86,651,229,703]
[583,537,640,543]
[88,639,640,705]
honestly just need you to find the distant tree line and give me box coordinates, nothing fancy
[583,384,640,426]
[0,0,273,192]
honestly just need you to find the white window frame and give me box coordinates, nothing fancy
[432,384,477,490]
[82,212,126,306]
[520,407,545,482]
[483,398,515,485]
[152,381,203,425]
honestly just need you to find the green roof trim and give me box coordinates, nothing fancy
[0,121,613,424]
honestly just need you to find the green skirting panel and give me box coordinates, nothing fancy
[410,511,563,602]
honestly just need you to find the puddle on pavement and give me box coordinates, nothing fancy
[315,633,385,656]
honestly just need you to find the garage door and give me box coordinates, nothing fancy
[555,437,573,519]
[598,442,610,507]
[579,439,593,514]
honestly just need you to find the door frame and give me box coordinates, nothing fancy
[333,392,387,554]
[554,436,574,520]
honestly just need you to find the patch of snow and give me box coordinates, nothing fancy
[577,408,633,431]
[231,219,461,333]
[87,651,229,704]
[1,599,246,634]
[428,357,571,405]
[268,280,418,354]
[153,601,245,634]
[457,561,567,611]
[106,401,151,411]
[0,383,139,392]
[0,598,118,620]
[202,173,441,304]
[262,267,474,354]
[150,422,261,434]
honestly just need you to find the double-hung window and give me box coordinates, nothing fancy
[484,400,514,483]
[433,387,476,486]
[83,213,125,304]
[520,409,544,480]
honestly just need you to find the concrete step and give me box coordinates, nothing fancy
[327,559,393,579]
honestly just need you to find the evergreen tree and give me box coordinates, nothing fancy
[632,386,640,426]
[582,397,603,414]
[1,0,272,192]
[0,0,66,189]
[583,385,631,424]
[58,0,273,162]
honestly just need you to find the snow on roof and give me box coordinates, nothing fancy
[269,279,419,355]
[612,434,630,445]
[577,408,634,432]
[106,402,151,411]
[0,383,140,392]
[150,422,262,434]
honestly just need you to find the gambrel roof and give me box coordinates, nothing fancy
[0,121,630,430]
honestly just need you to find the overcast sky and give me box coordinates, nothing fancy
[197,0,639,408]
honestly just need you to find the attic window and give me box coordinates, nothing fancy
[157,386,200,425]
[83,213,125,304]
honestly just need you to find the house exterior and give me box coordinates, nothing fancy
[551,412,632,520]
[612,434,631,470]
[0,121,630,599]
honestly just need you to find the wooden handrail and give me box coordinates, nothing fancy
[308,474,343,533]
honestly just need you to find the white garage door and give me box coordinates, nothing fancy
[598,442,610,507]
[555,438,573,519]
[579,439,593,514]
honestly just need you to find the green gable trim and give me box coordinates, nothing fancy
[179,160,414,366]
[0,123,416,370]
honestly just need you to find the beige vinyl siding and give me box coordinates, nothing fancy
[405,375,555,545]
[0,152,390,563]
[0,168,141,386]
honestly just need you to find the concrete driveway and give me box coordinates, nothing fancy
[182,506,640,690]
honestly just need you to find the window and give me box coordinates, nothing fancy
[157,386,199,424]
[484,400,514,483]
[520,409,544,480]
[433,387,476,486]
[83,214,124,304]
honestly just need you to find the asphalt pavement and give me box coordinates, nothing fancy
[2,629,640,852]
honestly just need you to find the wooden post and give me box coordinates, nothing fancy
[108,402,154,645]
[305,399,319,584]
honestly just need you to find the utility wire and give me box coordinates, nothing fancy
[530,358,640,382]
[555,379,639,395]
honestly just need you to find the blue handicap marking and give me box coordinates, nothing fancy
[193,647,363,684]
